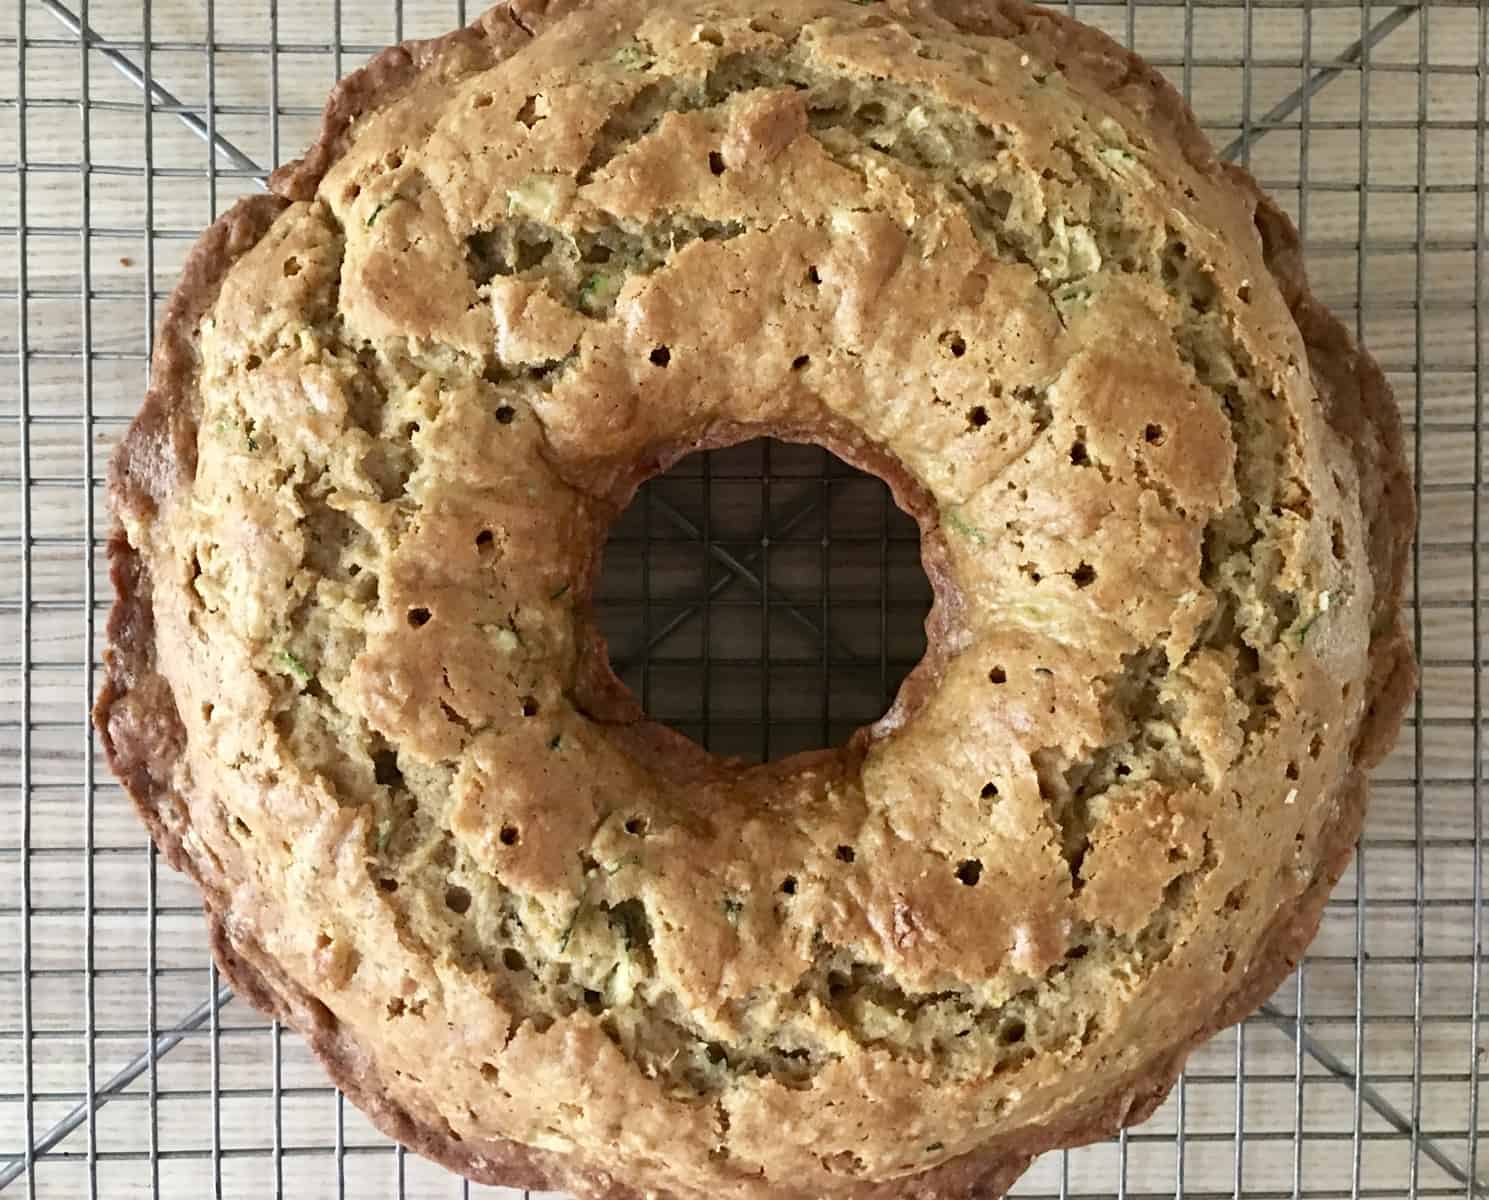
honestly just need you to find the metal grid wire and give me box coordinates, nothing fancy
[0,0,1484,1196]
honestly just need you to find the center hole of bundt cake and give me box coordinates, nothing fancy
[593,438,933,764]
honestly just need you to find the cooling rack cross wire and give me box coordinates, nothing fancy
[2,1,1485,1197]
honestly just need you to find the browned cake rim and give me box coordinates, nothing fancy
[93,2,1415,1197]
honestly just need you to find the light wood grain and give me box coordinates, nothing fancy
[0,2,1484,1196]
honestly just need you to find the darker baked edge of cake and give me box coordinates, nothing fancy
[92,2,1415,1198]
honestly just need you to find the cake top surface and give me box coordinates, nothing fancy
[100,2,1413,1196]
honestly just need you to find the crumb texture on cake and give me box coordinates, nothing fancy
[97,1,1412,1197]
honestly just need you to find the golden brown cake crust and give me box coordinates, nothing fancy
[96,2,1414,1198]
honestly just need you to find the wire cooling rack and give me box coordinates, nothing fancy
[0,0,1484,1196]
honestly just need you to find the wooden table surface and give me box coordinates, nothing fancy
[0,1,1484,1196]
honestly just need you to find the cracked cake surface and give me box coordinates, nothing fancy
[95,1,1414,1197]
